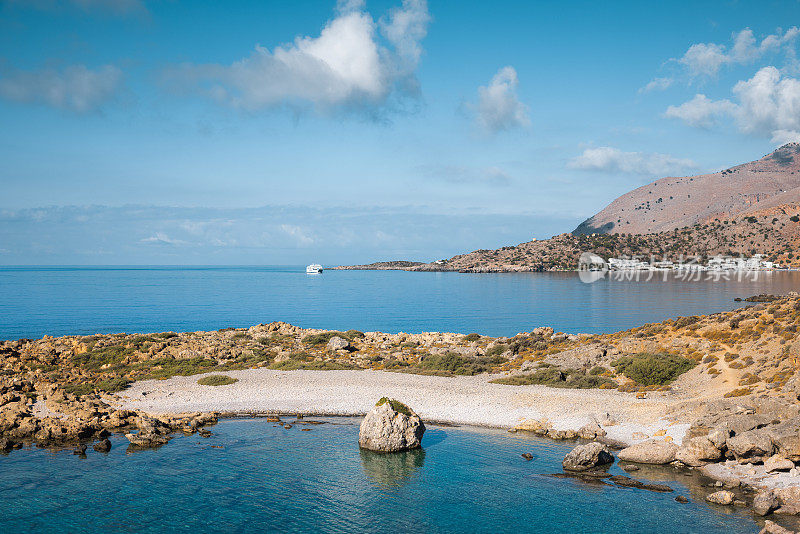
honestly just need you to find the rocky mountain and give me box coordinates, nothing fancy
[574,143,800,235]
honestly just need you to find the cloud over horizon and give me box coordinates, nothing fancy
[567,147,697,176]
[164,0,430,116]
[0,204,577,265]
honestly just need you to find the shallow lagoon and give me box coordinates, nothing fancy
[0,418,778,533]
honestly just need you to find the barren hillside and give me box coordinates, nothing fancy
[574,143,800,235]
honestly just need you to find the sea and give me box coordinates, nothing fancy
[1,265,799,341]
[2,265,799,533]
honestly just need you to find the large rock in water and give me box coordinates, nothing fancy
[359,399,425,452]
[562,442,614,471]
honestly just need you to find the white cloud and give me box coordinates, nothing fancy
[640,77,674,93]
[567,147,697,176]
[167,0,429,115]
[471,66,530,134]
[771,129,800,144]
[0,64,122,112]
[732,66,800,135]
[678,27,799,77]
[663,93,736,128]
[665,67,800,141]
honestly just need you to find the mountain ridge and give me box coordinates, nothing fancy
[574,143,800,235]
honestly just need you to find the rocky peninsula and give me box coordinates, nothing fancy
[3,293,800,525]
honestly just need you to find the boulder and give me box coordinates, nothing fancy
[92,438,111,453]
[772,432,800,463]
[765,455,795,473]
[358,399,425,453]
[514,419,549,435]
[727,429,775,462]
[547,428,577,440]
[705,490,735,505]
[774,487,800,516]
[754,489,779,516]
[676,436,722,466]
[707,427,731,450]
[562,442,614,472]
[577,420,606,440]
[759,520,795,534]
[326,336,351,351]
[125,431,170,448]
[618,440,677,465]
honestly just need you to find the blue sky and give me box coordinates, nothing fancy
[1,0,799,264]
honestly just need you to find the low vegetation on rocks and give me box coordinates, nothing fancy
[490,366,615,389]
[197,374,238,386]
[611,352,696,386]
[375,397,412,416]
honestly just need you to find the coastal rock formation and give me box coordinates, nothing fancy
[755,490,780,516]
[706,490,735,505]
[618,440,677,464]
[765,455,795,473]
[676,436,723,467]
[727,429,775,463]
[358,398,425,453]
[326,336,350,351]
[759,520,796,534]
[92,438,111,452]
[125,431,170,448]
[562,442,614,471]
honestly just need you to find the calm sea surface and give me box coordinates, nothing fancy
[0,418,772,534]
[1,266,799,340]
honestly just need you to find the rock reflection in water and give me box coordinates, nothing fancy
[359,448,426,488]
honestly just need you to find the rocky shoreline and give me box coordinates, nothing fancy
[4,292,800,529]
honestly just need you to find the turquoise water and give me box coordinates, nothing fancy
[1,266,799,340]
[0,418,766,533]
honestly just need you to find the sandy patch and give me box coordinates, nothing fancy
[117,369,691,445]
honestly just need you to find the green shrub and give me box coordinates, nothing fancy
[232,332,251,341]
[612,352,696,386]
[462,333,481,343]
[155,332,178,339]
[417,352,506,376]
[588,365,606,375]
[490,367,614,389]
[790,215,799,223]
[137,356,218,379]
[72,344,136,370]
[302,331,361,345]
[197,375,238,386]
[267,360,359,371]
[674,316,700,329]
[376,397,412,415]
[484,344,509,358]
[63,377,132,397]
[345,330,365,339]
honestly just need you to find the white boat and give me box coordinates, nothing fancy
[306,263,323,274]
